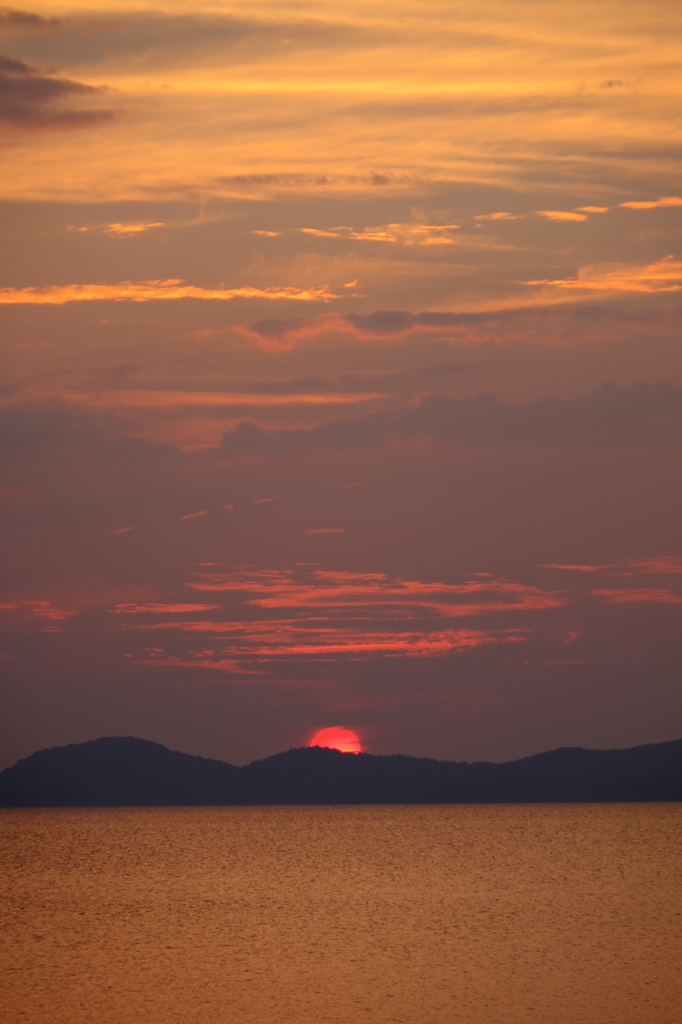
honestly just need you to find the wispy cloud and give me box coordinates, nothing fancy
[620,196,682,210]
[535,210,587,222]
[299,222,460,245]
[0,599,78,622]
[0,389,385,410]
[114,603,221,614]
[593,588,682,604]
[113,566,561,671]
[238,301,666,348]
[103,222,166,236]
[185,567,565,614]
[543,563,607,573]
[0,280,340,305]
[628,557,682,575]
[526,257,682,293]
[543,557,682,577]
[473,212,523,221]
[0,53,115,130]
[219,382,682,454]
[0,8,61,28]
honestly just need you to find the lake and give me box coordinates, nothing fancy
[1,804,680,1023]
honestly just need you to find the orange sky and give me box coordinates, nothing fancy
[1,1,680,767]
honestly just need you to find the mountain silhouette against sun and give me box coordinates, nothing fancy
[1,736,681,806]
[309,727,362,753]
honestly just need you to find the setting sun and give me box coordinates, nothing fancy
[309,727,362,754]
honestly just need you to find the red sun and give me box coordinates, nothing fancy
[309,727,362,754]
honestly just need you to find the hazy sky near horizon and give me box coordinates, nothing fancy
[1,0,681,768]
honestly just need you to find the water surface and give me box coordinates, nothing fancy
[1,804,680,1023]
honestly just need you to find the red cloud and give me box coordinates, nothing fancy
[593,588,682,604]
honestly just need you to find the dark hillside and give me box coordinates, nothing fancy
[0,736,240,807]
[0,736,680,806]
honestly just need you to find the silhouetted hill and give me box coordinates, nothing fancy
[0,736,239,807]
[0,736,680,806]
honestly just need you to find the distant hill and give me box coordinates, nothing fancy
[0,736,680,806]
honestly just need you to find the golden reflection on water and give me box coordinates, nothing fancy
[1,804,680,1023]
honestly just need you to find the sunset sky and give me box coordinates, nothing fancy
[1,0,681,768]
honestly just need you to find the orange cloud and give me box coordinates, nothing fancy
[0,280,340,305]
[620,196,682,209]
[299,222,459,245]
[300,228,343,238]
[238,300,665,350]
[535,210,587,222]
[475,209,593,223]
[474,212,523,220]
[180,510,207,519]
[526,257,682,293]
[1,389,386,409]
[104,222,165,236]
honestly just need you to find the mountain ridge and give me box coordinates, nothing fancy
[1,735,681,806]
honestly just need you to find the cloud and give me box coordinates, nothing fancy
[2,389,386,410]
[628,557,682,575]
[593,588,682,604]
[0,53,115,130]
[619,196,682,210]
[535,211,588,222]
[0,280,340,305]
[299,222,460,245]
[474,208,594,223]
[103,223,165,237]
[544,557,682,576]
[0,407,177,471]
[239,309,503,348]
[114,603,221,614]
[19,10,373,72]
[133,625,521,669]
[543,564,608,573]
[220,382,682,455]
[185,568,565,614]
[473,212,523,221]
[119,566,555,669]
[526,257,682,293]
[239,301,660,348]
[0,8,61,28]
[0,599,78,623]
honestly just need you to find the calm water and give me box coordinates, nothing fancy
[1,805,680,1024]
